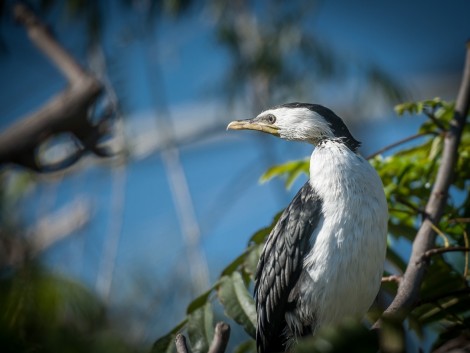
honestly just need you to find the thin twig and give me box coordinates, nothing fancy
[379,42,470,323]
[382,275,402,284]
[395,197,427,217]
[415,288,470,307]
[448,217,470,224]
[418,246,470,264]
[423,107,447,131]
[463,230,469,278]
[366,132,437,160]
[208,322,231,353]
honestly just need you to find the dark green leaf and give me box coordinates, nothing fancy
[221,251,249,277]
[234,339,257,353]
[152,320,187,353]
[249,211,282,244]
[186,287,215,315]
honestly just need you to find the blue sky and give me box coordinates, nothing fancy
[1,0,470,344]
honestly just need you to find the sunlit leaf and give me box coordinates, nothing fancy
[260,158,309,189]
[187,302,214,353]
[244,244,263,279]
[217,272,257,338]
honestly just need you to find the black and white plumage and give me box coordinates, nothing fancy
[227,103,388,353]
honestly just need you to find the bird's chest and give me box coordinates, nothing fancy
[300,143,387,324]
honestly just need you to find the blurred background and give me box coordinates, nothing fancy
[0,0,469,351]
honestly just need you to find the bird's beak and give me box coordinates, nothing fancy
[226,119,280,137]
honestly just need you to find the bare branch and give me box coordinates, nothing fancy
[0,3,109,172]
[366,131,437,160]
[419,246,470,264]
[380,42,470,320]
[208,322,231,353]
[175,334,190,353]
[381,275,402,284]
[13,3,87,82]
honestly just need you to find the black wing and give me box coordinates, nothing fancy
[254,181,323,353]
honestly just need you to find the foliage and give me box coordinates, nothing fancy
[153,98,470,352]
[0,262,140,353]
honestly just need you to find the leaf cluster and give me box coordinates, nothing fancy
[0,263,139,353]
[152,214,281,353]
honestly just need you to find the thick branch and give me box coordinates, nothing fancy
[381,43,470,318]
[0,3,107,172]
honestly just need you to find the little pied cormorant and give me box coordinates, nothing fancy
[227,103,388,353]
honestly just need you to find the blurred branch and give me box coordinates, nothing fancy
[381,275,401,284]
[0,3,111,172]
[380,42,470,321]
[29,197,91,254]
[174,322,231,353]
[0,198,91,268]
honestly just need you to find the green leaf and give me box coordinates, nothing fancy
[217,272,257,338]
[152,319,187,353]
[221,251,249,277]
[234,339,257,353]
[187,302,214,353]
[249,211,282,244]
[244,244,263,279]
[260,158,309,189]
[296,318,379,353]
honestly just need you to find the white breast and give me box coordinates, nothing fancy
[301,140,388,330]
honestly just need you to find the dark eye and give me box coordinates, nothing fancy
[266,114,276,124]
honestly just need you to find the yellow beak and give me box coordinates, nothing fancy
[226,120,280,137]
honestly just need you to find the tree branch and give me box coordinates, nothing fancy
[208,322,231,353]
[366,132,437,160]
[381,275,402,284]
[13,3,87,82]
[175,334,190,353]
[174,322,231,353]
[419,246,470,264]
[380,42,470,320]
[0,3,110,172]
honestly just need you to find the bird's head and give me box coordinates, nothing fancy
[227,102,361,151]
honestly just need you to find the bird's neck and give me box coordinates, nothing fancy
[309,140,363,195]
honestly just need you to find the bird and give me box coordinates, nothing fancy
[227,103,388,353]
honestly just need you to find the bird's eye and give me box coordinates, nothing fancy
[266,114,276,124]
